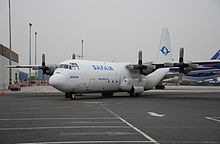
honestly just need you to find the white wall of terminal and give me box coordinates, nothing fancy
[0,55,19,90]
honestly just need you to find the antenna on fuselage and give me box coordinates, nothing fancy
[72,53,76,59]
[81,39,84,60]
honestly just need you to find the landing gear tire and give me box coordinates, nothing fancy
[102,92,113,98]
[129,92,141,97]
[129,87,141,97]
[70,94,75,100]
[135,93,141,97]
[65,93,75,100]
[155,85,165,89]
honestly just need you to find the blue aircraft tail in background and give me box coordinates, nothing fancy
[210,49,220,69]
[210,49,220,60]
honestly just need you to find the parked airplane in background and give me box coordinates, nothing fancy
[8,29,220,99]
[177,49,220,82]
[153,29,220,89]
[156,48,220,89]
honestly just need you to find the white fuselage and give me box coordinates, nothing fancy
[49,59,169,94]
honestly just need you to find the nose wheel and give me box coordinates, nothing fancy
[65,93,75,100]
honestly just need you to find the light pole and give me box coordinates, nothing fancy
[29,23,32,85]
[34,32,37,83]
[8,0,12,85]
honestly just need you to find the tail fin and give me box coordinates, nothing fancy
[210,49,220,60]
[155,28,173,63]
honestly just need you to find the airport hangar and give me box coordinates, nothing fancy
[0,44,19,90]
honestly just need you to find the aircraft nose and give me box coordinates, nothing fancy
[49,74,65,88]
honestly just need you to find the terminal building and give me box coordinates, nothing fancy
[0,44,19,90]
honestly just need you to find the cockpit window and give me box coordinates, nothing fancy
[68,65,72,70]
[70,63,80,70]
[59,64,64,68]
[58,63,80,70]
[64,64,68,69]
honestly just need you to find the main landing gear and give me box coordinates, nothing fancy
[129,87,141,97]
[129,92,141,97]
[155,85,165,89]
[65,92,75,100]
[102,92,114,98]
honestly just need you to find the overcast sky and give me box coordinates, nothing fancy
[0,0,220,67]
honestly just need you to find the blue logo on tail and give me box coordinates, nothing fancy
[160,46,170,56]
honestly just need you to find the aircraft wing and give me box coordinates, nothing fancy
[7,65,42,70]
[153,60,220,69]
[7,54,58,76]
[190,60,220,65]
[7,64,58,76]
[162,68,220,80]
[187,69,220,74]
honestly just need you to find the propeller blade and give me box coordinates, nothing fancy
[138,51,142,65]
[41,54,48,75]
[42,54,46,67]
[179,47,184,63]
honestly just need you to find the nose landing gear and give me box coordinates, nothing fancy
[65,93,75,100]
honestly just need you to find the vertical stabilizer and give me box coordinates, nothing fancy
[210,49,220,60]
[155,28,173,63]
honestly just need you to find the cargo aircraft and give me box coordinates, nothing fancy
[9,29,220,99]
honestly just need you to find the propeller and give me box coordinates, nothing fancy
[40,54,49,75]
[138,51,144,75]
[174,48,198,80]
[126,50,154,77]
[178,48,187,73]
[39,54,57,76]
[137,51,151,81]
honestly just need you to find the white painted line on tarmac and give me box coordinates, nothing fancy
[83,102,105,104]
[0,126,129,131]
[20,107,40,110]
[60,131,137,136]
[148,112,165,117]
[101,105,159,144]
[0,117,117,121]
[55,106,72,109]
[159,141,220,143]
[63,121,123,124]
[19,141,154,144]
[206,117,220,123]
